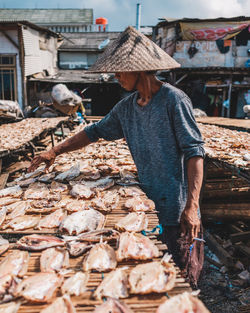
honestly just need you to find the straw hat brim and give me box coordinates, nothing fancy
[88,26,180,73]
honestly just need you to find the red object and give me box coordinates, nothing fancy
[95,17,108,31]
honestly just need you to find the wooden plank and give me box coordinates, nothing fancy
[230,231,250,243]
[201,209,250,221]
[205,230,235,267]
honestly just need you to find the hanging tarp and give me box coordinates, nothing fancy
[180,21,250,41]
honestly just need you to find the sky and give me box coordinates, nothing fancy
[0,0,250,31]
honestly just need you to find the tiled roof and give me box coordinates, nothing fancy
[0,9,93,24]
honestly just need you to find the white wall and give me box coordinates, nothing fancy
[22,26,57,76]
[0,29,23,108]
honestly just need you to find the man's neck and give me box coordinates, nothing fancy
[136,74,163,107]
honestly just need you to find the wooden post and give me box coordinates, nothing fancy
[50,132,55,147]
[221,87,226,117]
[61,124,65,139]
[227,82,232,118]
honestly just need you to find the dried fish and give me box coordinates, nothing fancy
[24,182,50,200]
[129,259,176,294]
[38,172,56,183]
[0,197,20,207]
[55,164,80,182]
[61,272,89,296]
[3,215,40,231]
[94,268,129,300]
[60,209,105,235]
[115,212,148,232]
[29,199,57,209]
[116,232,159,261]
[64,200,87,212]
[83,243,117,272]
[40,247,69,273]
[6,201,31,220]
[15,234,65,251]
[124,196,155,212]
[0,236,9,256]
[70,184,95,199]
[91,191,119,212]
[93,298,134,313]
[0,208,6,228]
[0,301,21,313]
[50,181,68,193]
[15,272,62,303]
[0,250,29,277]
[0,186,22,198]
[156,292,211,313]
[63,229,120,243]
[118,186,145,197]
[81,177,114,191]
[66,241,92,257]
[37,209,66,229]
[41,294,76,313]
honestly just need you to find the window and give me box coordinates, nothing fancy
[0,55,17,101]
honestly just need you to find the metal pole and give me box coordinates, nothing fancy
[136,3,141,31]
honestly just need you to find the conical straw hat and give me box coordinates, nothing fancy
[88,26,180,73]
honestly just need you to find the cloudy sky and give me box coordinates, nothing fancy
[0,0,250,30]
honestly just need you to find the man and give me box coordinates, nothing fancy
[29,26,205,286]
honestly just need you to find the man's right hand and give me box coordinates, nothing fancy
[28,149,56,173]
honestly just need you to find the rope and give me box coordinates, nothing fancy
[141,224,163,236]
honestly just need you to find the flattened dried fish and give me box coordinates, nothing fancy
[115,212,148,232]
[129,259,176,294]
[156,292,211,313]
[15,272,62,303]
[15,234,65,251]
[24,182,49,200]
[60,209,105,235]
[0,197,20,207]
[116,232,159,261]
[0,186,22,198]
[63,229,120,243]
[38,172,56,183]
[118,186,145,197]
[0,301,21,313]
[55,164,80,182]
[94,268,129,300]
[81,177,114,191]
[91,191,119,212]
[70,184,95,199]
[66,241,92,257]
[41,294,76,313]
[83,243,117,272]
[0,236,9,256]
[65,200,87,212]
[4,215,40,231]
[6,201,31,220]
[0,250,29,277]
[61,272,88,296]
[0,208,6,228]
[37,209,66,229]
[50,181,68,193]
[29,199,57,209]
[93,298,134,313]
[40,247,69,273]
[125,196,155,212]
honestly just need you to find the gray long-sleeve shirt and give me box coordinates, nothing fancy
[84,83,205,225]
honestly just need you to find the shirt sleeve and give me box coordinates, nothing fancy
[172,94,205,161]
[84,105,124,142]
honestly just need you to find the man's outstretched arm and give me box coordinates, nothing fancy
[180,156,204,242]
[28,130,92,172]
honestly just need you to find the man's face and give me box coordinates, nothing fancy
[115,72,139,91]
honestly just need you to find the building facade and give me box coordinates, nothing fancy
[0,21,59,109]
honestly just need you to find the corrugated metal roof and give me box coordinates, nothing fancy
[0,9,93,25]
[59,32,121,51]
[157,16,250,27]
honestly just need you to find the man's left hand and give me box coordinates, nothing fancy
[180,203,200,242]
